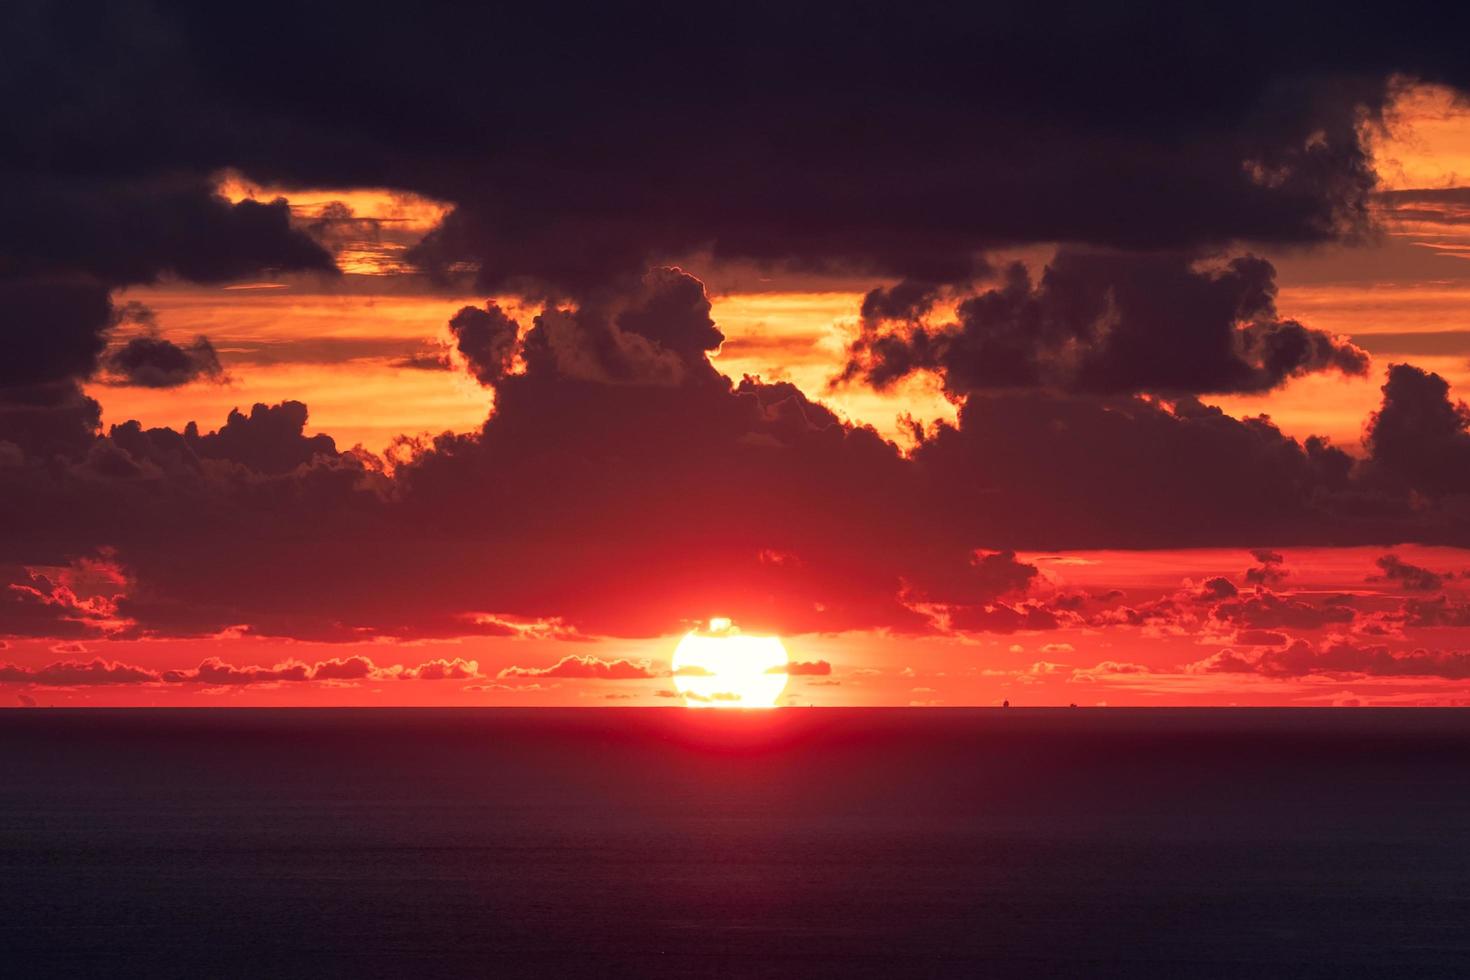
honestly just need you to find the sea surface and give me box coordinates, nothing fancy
[2,708,1468,978]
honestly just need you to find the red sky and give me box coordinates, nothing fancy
[9,38,1470,708]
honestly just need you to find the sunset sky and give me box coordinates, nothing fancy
[9,5,1470,707]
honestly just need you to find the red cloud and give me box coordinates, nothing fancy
[0,658,157,686]
[498,656,656,680]
[770,660,833,676]
[1188,640,1470,679]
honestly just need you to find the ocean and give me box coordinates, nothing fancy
[2,708,1467,977]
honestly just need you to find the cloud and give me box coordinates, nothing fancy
[448,303,520,386]
[839,252,1367,397]
[401,658,480,681]
[1211,590,1356,631]
[498,655,657,680]
[1370,554,1446,592]
[7,5,1470,652]
[1244,550,1289,587]
[1365,364,1470,497]
[1394,596,1470,628]
[1188,640,1470,679]
[772,660,833,676]
[0,658,157,686]
[3,267,1470,644]
[1070,661,1153,682]
[1234,629,1290,647]
[1195,577,1240,601]
[21,5,1470,302]
[102,334,226,388]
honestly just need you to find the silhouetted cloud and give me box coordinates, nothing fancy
[1245,550,1290,587]
[1370,554,1446,592]
[449,303,520,386]
[103,334,225,388]
[840,252,1368,397]
[0,658,156,685]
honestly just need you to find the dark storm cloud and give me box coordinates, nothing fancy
[839,252,1368,397]
[11,2,1470,297]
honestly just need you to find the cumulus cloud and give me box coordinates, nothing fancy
[5,287,1470,646]
[102,334,226,388]
[839,252,1368,398]
[448,303,520,386]
[0,658,156,686]
[1370,554,1447,592]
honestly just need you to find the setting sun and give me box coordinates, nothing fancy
[670,618,789,708]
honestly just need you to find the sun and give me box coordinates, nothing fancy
[671,618,790,708]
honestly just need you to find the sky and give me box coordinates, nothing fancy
[8,3,1470,707]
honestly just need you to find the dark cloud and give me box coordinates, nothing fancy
[0,657,156,686]
[185,402,338,475]
[7,4,1470,649]
[948,602,1062,634]
[161,658,311,686]
[448,303,520,387]
[0,653,489,687]
[839,252,1368,397]
[1196,577,1240,601]
[1245,550,1289,587]
[1395,596,1470,629]
[15,4,1470,298]
[1212,590,1356,631]
[4,266,1470,644]
[909,392,1364,551]
[1370,554,1446,592]
[103,334,225,388]
[0,279,113,387]
[1190,640,1470,679]
[1235,629,1291,647]
[1366,364,1470,497]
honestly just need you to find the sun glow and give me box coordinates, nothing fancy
[671,618,790,708]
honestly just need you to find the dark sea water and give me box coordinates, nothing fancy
[2,709,1469,978]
